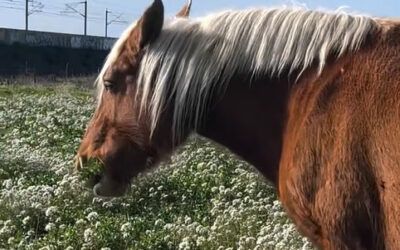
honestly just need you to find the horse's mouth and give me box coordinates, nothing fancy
[86,174,102,189]
[74,155,128,197]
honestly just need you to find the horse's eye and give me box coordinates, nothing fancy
[104,81,114,91]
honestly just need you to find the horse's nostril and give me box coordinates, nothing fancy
[93,183,103,197]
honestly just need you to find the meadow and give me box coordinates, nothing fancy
[0,83,313,249]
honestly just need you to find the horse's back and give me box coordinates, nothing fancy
[279,22,400,249]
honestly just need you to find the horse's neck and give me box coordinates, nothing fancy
[197,43,364,186]
[198,75,291,186]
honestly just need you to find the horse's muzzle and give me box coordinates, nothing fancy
[93,176,128,197]
[74,154,128,197]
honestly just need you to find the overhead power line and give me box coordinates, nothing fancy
[0,0,132,37]
[105,9,128,37]
[25,0,44,31]
[62,0,87,35]
[0,5,23,10]
[28,0,43,15]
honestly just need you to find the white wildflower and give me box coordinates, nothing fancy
[86,212,99,222]
[45,206,58,217]
[83,228,93,242]
[184,216,192,225]
[120,222,131,232]
[7,236,15,245]
[22,216,31,225]
[3,179,13,190]
[45,223,56,232]
[179,237,191,250]
[163,223,174,231]
[76,219,86,226]
[154,219,164,227]
[196,236,206,246]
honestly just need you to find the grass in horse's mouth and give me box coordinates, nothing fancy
[78,158,103,188]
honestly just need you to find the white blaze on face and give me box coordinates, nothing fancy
[95,20,139,104]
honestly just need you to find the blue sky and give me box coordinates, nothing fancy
[0,0,399,38]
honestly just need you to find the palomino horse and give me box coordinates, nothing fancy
[75,0,400,249]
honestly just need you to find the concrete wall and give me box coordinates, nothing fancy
[0,28,117,76]
[0,28,116,50]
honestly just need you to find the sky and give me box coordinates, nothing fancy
[0,0,399,38]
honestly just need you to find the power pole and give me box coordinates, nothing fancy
[105,10,126,38]
[84,0,87,36]
[25,0,44,31]
[64,1,88,36]
[105,9,109,37]
[25,0,28,31]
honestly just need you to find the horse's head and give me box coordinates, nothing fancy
[74,0,192,197]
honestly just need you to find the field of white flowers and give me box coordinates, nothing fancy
[0,84,313,250]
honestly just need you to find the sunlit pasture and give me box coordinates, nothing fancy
[0,84,312,249]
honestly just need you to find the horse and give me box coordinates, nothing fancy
[74,0,400,249]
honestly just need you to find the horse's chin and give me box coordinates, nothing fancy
[92,176,128,197]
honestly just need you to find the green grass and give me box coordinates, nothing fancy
[0,84,312,250]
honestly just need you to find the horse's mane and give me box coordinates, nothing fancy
[98,7,379,140]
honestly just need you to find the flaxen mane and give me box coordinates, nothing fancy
[97,7,379,139]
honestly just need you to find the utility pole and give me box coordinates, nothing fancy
[64,1,88,36]
[25,0,28,31]
[25,0,44,31]
[105,8,110,37]
[105,10,126,38]
[84,0,87,36]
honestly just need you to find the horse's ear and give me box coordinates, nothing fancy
[176,0,192,17]
[139,0,164,49]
